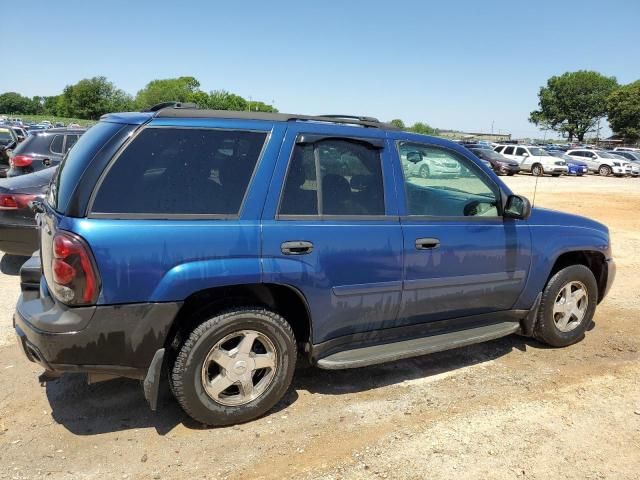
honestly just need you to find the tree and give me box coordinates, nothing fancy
[529,70,618,142]
[135,76,202,110]
[389,119,405,129]
[60,77,134,119]
[607,80,640,141]
[409,122,436,135]
[0,92,34,114]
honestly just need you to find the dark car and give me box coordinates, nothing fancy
[0,126,19,178]
[7,128,84,177]
[0,167,55,255]
[469,147,520,175]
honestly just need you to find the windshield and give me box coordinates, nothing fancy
[597,151,617,159]
[528,147,547,156]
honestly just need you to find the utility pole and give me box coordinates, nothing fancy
[491,120,494,135]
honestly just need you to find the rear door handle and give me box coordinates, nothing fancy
[281,241,314,255]
[415,238,440,250]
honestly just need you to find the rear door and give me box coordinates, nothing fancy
[261,123,403,346]
[501,145,516,162]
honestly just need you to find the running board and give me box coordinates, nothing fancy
[316,321,521,370]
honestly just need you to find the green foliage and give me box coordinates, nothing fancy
[57,77,135,120]
[135,76,201,110]
[607,80,640,141]
[408,122,437,135]
[0,92,34,114]
[389,119,405,129]
[529,70,618,142]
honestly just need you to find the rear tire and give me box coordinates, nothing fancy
[171,307,297,426]
[531,164,544,176]
[534,265,598,348]
[598,165,612,176]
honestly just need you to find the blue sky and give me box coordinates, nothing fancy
[3,0,639,138]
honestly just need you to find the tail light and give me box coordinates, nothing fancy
[50,231,100,305]
[0,193,37,210]
[11,155,33,167]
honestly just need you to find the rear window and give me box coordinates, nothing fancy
[49,121,124,212]
[90,128,267,216]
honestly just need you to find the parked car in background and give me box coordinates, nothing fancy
[608,150,640,165]
[11,127,29,142]
[613,147,640,153]
[494,144,568,176]
[547,150,588,176]
[401,144,461,178]
[14,105,615,426]
[468,147,520,175]
[609,153,640,176]
[6,128,84,177]
[463,143,493,150]
[0,167,55,255]
[25,125,47,133]
[0,127,19,178]
[566,149,630,177]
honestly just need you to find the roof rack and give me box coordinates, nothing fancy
[151,103,396,129]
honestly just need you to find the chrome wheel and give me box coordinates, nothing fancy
[553,281,588,332]
[201,330,277,406]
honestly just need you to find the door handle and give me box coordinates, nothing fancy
[281,241,314,255]
[415,238,440,250]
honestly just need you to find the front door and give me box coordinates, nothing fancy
[261,125,403,345]
[393,139,531,324]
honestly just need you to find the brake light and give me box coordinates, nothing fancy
[50,231,99,305]
[10,155,33,167]
[0,193,37,210]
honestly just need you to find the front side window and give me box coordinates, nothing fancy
[91,128,267,215]
[279,138,385,216]
[398,142,500,217]
[515,147,527,156]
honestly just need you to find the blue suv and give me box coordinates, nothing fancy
[14,105,615,426]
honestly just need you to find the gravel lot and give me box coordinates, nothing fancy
[1,174,639,480]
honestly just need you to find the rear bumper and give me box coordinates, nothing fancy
[13,275,181,377]
[0,224,38,256]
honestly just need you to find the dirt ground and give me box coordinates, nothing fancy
[0,174,639,480]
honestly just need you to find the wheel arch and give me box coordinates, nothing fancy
[546,250,608,303]
[164,282,313,355]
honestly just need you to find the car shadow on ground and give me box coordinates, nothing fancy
[0,254,30,275]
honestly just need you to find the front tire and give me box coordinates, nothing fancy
[171,308,297,426]
[598,165,612,176]
[531,164,544,176]
[534,265,598,347]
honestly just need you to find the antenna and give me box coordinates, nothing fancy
[532,173,539,208]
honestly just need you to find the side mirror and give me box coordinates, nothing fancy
[592,154,598,159]
[522,152,529,157]
[504,194,531,220]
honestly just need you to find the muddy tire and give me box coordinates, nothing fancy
[171,308,297,426]
[534,265,598,348]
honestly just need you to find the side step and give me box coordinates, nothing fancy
[316,322,520,370]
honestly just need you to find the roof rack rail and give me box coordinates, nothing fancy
[146,101,198,112]
[152,108,397,130]
[319,114,381,123]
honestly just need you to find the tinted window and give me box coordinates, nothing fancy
[503,146,515,155]
[64,134,79,153]
[280,139,385,216]
[92,128,266,215]
[399,142,499,217]
[50,135,63,154]
[494,146,504,153]
[515,147,527,156]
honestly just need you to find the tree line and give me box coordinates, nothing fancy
[529,70,640,142]
[0,76,277,120]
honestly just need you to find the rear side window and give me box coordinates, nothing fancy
[279,138,385,216]
[64,134,80,153]
[503,146,515,155]
[91,128,267,216]
[50,135,64,154]
[50,121,125,212]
